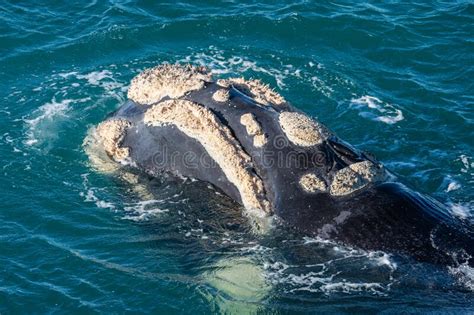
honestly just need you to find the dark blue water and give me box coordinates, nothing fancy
[1,1,473,313]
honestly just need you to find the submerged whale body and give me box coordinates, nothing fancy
[91,64,473,266]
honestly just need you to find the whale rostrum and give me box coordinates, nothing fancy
[89,64,473,266]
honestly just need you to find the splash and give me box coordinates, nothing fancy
[448,263,474,291]
[350,95,404,124]
[56,69,127,102]
[23,97,90,146]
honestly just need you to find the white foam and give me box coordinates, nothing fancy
[122,199,169,221]
[25,138,38,146]
[24,67,130,148]
[23,97,91,147]
[25,98,71,130]
[459,155,474,170]
[367,251,397,270]
[177,46,356,99]
[178,46,303,90]
[0,109,11,116]
[57,71,78,79]
[448,263,474,291]
[308,61,323,68]
[350,95,404,124]
[263,257,390,295]
[257,236,396,296]
[79,173,116,210]
[56,68,127,103]
[320,281,385,295]
[24,98,70,146]
[310,75,334,97]
[80,187,115,210]
[76,70,113,85]
[449,202,472,220]
[302,235,335,245]
[446,181,461,192]
[459,155,474,184]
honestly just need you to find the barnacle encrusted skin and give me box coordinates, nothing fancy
[299,173,327,193]
[240,113,267,147]
[143,99,271,217]
[95,118,132,161]
[218,77,286,107]
[278,111,330,147]
[216,79,230,88]
[212,89,230,102]
[127,64,212,105]
[330,161,385,196]
[240,113,260,135]
[329,167,365,196]
[253,134,267,147]
[349,160,385,182]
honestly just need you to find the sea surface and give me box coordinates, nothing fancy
[1,1,473,313]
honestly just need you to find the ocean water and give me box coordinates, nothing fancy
[1,1,473,313]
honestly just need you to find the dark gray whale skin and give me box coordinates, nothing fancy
[108,82,473,266]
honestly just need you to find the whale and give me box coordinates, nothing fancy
[89,64,473,266]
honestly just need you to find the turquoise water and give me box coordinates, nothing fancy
[1,1,473,313]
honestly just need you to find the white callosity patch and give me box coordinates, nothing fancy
[330,161,385,196]
[279,111,330,147]
[253,134,267,148]
[216,79,231,88]
[330,167,365,196]
[240,113,267,147]
[218,77,286,107]
[212,89,230,102]
[95,118,132,161]
[350,160,385,182]
[127,64,212,105]
[299,173,327,193]
[83,127,121,174]
[144,99,271,218]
